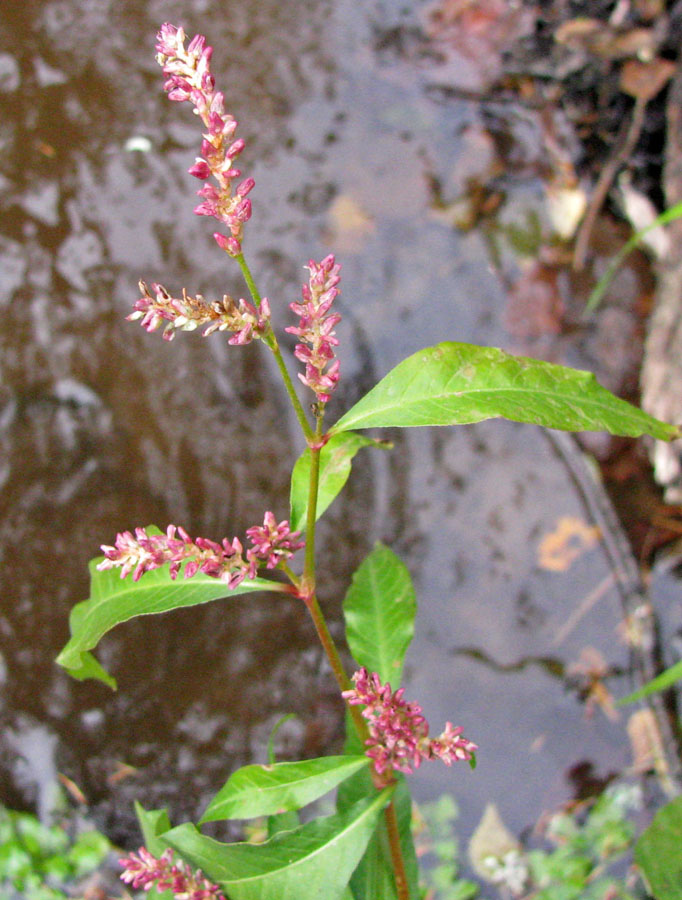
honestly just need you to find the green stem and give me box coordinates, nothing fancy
[302,415,324,588]
[302,590,368,740]
[236,249,411,898]
[384,802,411,900]
[272,349,315,442]
[235,251,314,442]
[280,561,300,588]
[235,252,263,307]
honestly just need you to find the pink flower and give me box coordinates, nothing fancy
[98,515,304,584]
[129,280,271,343]
[98,525,254,587]
[342,668,477,782]
[155,23,255,255]
[120,846,225,899]
[285,254,342,403]
[246,511,305,568]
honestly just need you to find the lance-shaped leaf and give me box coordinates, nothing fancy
[57,556,277,688]
[163,789,394,900]
[343,543,416,686]
[134,802,173,858]
[331,342,679,439]
[133,804,175,900]
[200,756,369,822]
[337,764,419,900]
[290,432,389,533]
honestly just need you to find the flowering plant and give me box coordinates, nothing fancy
[56,23,678,900]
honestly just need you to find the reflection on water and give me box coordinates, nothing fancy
[0,0,657,846]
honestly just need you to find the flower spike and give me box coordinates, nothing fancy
[129,280,271,343]
[98,515,303,585]
[286,254,342,403]
[155,23,254,255]
[342,667,477,783]
[120,846,226,899]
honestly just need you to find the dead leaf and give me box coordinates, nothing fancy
[620,57,676,103]
[537,516,601,572]
[555,19,657,60]
[567,647,619,721]
[106,760,139,785]
[326,194,375,253]
[627,707,667,776]
[555,17,602,47]
[505,262,565,339]
[468,802,521,881]
[590,28,657,61]
[58,772,87,805]
[617,603,654,652]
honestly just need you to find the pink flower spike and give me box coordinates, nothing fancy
[120,846,226,899]
[286,254,342,404]
[343,667,477,783]
[245,512,305,569]
[154,23,254,249]
[98,523,257,587]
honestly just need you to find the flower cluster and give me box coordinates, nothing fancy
[120,846,225,900]
[129,280,271,343]
[245,511,306,568]
[286,254,342,403]
[98,516,304,586]
[155,23,254,256]
[342,667,477,782]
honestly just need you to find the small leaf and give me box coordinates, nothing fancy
[164,789,394,900]
[200,756,369,822]
[343,543,416,685]
[619,658,682,705]
[62,649,117,690]
[587,200,682,311]
[57,554,277,687]
[331,342,678,440]
[133,803,175,900]
[290,433,389,533]
[134,802,172,858]
[635,796,682,900]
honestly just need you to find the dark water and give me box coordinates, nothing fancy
[0,0,671,851]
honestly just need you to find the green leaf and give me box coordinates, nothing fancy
[635,796,682,900]
[267,809,300,839]
[587,200,682,312]
[331,342,679,440]
[134,802,172,858]
[200,756,369,822]
[343,543,416,685]
[61,650,117,690]
[133,804,175,900]
[164,788,394,900]
[57,554,276,688]
[336,768,419,900]
[267,714,297,765]
[618,658,682,705]
[290,432,389,533]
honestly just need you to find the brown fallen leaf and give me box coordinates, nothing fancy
[538,516,601,572]
[620,57,676,104]
[58,772,87,805]
[567,647,619,721]
[468,802,522,882]
[326,194,375,253]
[627,707,667,778]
